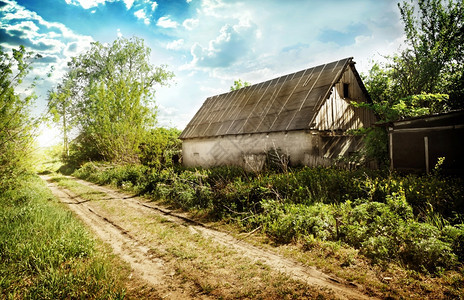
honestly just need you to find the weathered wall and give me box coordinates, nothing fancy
[314,67,376,131]
[182,131,363,170]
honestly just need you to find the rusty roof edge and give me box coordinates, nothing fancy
[197,57,355,100]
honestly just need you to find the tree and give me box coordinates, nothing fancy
[383,0,463,107]
[362,0,464,119]
[138,127,182,169]
[48,75,77,158]
[49,37,174,163]
[230,79,251,91]
[0,46,40,187]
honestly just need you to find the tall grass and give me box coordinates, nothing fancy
[0,173,126,299]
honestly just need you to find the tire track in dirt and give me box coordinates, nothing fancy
[43,175,376,300]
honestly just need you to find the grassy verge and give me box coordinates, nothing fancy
[0,173,127,299]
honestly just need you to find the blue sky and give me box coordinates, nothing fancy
[0,0,405,146]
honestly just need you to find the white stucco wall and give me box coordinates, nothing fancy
[182,131,363,169]
[182,131,314,168]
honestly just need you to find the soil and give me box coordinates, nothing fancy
[41,175,376,299]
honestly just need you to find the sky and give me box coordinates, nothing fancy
[0,0,406,147]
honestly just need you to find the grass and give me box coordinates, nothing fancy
[0,173,128,299]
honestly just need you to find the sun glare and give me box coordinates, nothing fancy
[37,126,61,148]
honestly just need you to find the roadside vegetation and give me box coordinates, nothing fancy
[0,173,129,299]
[0,37,131,299]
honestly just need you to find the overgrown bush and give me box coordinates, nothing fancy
[138,127,182,169]
[251,201,337,243]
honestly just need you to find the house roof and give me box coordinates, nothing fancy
[180,57,364,140]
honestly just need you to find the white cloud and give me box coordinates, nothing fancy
[190,22,257,68]
[65,0,107,9]
[0,0,94,118]
[7,21,40,37]
[117,28,122,37]
[134,9,150,25]
[123,0,134,10]
[201,0,225,17]
[166,39,184,50]
[182,18,199,30]
[134,9,145,18]
[157,16,179,28]
[151,1,158,11]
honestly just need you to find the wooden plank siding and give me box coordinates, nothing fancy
[314,67,376,131]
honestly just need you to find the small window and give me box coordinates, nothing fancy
[343,83,349,99]
[193,152,199,157]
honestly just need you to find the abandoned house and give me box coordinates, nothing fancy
[388,110,464,175]
[179,57,377,170]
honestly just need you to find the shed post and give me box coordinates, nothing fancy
[424,136,429,174]
[389,128,393,171]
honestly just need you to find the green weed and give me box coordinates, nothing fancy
[0,173,126,299]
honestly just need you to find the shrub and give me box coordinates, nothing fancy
[250,200,337,244]
[138,127,182,169]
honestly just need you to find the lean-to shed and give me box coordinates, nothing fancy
[180,57,377,170]
[388,110,464,175]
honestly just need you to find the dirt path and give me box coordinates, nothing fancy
[42,175,375,300]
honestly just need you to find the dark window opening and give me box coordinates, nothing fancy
[343,83,349,98]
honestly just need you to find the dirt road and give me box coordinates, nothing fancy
[42,175,375,299]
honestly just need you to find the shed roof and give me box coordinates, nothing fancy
[389,110,464,131]
[180,57,363,140]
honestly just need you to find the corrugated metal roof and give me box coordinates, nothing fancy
[180,57,354,139]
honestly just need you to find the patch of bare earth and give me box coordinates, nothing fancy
[41,175,376,299]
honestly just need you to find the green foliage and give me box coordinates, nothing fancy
[139,127,182,169]
[49,37,174,164]
[363,127,388,165]
[0,46,40,189]
[252,191,461,272]
[360,0,464,166]
[396,0,464,106]
[230,79,251,91]
[254,201,337,243]
[363,0,464,112]
[0,174,125,298]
